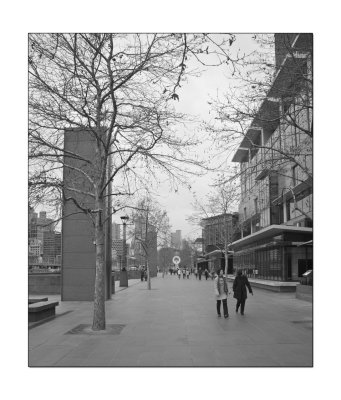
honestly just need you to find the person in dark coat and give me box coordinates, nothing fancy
[233,270,253,315]
[204,269,209,280]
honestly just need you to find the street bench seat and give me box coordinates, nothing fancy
[28,301,59,322]
[28,297,48,304]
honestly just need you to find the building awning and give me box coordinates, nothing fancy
[203,250,234,258]
[204,250,224,257]
[230,225,312,250]
[232,100,280,163]
[267,52,309,99]
[297,240,313,247]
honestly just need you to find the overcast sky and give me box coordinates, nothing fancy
[114,34,263,240]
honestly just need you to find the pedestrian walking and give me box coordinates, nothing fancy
[195,268,198,279]
[140,267,144,282]
[233,270,253,315]
[183,268,186,279]
[198,268,202,280]
[177,268,181,279]
[204,268,209,280]
[186,268,190,279]
[214,269,229,318]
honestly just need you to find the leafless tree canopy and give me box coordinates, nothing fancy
[29,33,238,217]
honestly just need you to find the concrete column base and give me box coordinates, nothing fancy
[119,270,128,287]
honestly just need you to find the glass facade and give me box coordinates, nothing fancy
[234,245,283,281]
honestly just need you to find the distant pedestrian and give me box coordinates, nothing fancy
[198,269,202,280]
[204,269,209,280]
[195,268,198,279]
[186,269,190,279]
[233,270,253,315]
[177,268,181,279]
[140,268,144,281]
[183,268,186,279]
[214,269,229,318]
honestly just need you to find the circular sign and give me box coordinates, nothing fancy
[172,256,181,265]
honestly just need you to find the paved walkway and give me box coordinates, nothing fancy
[29,274,312,367]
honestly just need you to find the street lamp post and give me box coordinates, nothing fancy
[119,215,129,287]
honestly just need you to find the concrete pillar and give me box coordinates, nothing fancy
[62,128,112,301]
[283,194,287,223]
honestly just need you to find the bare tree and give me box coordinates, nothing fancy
[131,196,171,289]
[188,180,240,275]
[28,33,238,330]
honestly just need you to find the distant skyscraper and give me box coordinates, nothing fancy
[171,230,182,250]
[28,207,57,264]
[112,222,121,240]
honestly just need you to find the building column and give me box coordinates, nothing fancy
[283,194,287,223]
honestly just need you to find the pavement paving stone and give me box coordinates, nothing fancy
[29,274,312,367]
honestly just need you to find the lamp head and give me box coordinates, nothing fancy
[120,215,129,223]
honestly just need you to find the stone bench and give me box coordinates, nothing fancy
[28,297,48,304]
[28,301,59,322]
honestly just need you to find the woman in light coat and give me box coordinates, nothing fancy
[214,269,229,318]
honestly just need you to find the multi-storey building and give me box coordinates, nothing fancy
[29,208,54,242]
[201,213,239,273]
[29,238,42,258]
[112,222,121,240]
[171,230,182,250]
[55,232,61,259]
[202,213,239,254]
[29,207,60,264]
[230,33,313,281]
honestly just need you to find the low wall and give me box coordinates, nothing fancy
[29,270,151,296]
[296,284,313,302]
[249,281,297,292]
[29,273,61,295]
[226,277,298,292]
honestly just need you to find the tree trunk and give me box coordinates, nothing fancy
[92,202,106,331]
[224,215,228,276]
[224,239,228,276]
[147,259,151,290]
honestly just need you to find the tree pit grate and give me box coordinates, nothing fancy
[65,324,125,335]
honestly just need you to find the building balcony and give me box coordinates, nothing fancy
[272,177,313,206]
[232,100,280,163]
